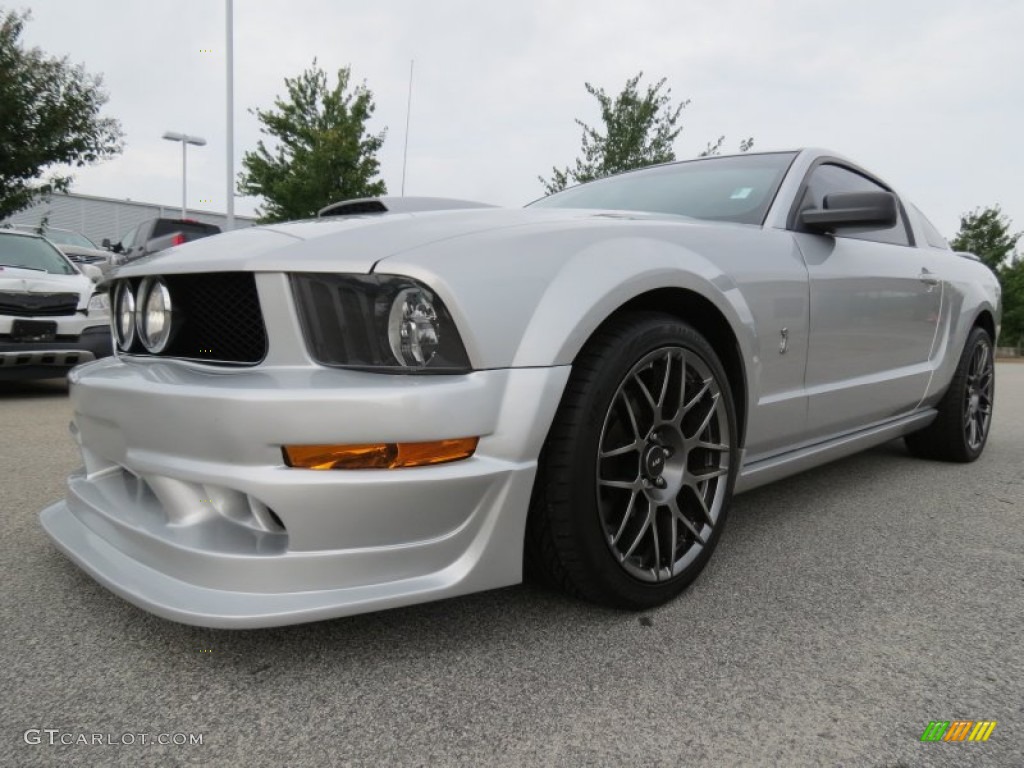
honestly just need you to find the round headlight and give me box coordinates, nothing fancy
[137,277,173,353]
[388,288,440,366]
[113,282,136,350]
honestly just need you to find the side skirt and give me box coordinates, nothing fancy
[734,409,937,494]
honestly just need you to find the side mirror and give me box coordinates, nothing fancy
[81,264,103,283]
[800,191,898,233]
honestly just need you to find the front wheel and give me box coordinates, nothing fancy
[905,325,995,462]
[526,312,739,609]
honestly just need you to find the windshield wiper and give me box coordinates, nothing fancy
[0,263,46,272]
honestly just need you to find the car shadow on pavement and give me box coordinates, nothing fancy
[0,378,70,398]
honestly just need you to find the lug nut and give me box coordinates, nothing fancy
[653,477,667,489]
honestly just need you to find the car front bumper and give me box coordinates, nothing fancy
[39,357,570,627]
[0,324,112,379]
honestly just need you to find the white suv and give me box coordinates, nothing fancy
[0,230,112,380]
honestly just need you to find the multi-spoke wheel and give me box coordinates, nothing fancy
[597,347,730,582]
[906,325,995,462]
[526,312,738,609]
[963,341,994,452]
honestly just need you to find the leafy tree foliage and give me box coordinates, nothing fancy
[540,73,687,195]
[950,205,1024,347]
[238,61,386,223]
[1000,255,1024,347]
[0,9,123,219]
[540,72,755,195]
[699,135,755,157]
[950,205,1021,272]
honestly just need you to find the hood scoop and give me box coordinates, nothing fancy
[318,196,495,218]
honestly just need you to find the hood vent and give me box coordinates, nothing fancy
[318,196,495,218]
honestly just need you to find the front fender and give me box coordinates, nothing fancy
[380,228,757,372]
[509,237,757,368]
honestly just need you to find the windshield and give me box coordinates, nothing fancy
[529,152,798,225]
[42,229,98,249]
[0,234,77,275]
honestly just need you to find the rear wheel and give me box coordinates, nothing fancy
[526,312,739,609]
[905,326,994,462]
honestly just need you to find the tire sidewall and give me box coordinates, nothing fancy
[956,327,995,461]
[557,315,739,607]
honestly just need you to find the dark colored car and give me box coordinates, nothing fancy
[105,218,221,262]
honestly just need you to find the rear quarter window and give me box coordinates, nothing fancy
[911,205,951,250]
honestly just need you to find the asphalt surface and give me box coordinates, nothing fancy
[1,367,1022,768]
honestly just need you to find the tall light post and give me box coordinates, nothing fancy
[162,131,207,218]
[225,0,235,230]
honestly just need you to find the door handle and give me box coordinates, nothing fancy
[918,269,940,287]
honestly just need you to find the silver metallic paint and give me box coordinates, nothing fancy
[40,149,1001,626]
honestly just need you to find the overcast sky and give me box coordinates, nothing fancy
[15,0,1024,238]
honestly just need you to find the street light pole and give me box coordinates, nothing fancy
[181,140,187,217]
[162,132,207,218]
[226,0,235,230]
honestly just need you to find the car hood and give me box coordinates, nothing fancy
[113,207,701,277]
[0,267,93,308]
[58,244,110,259]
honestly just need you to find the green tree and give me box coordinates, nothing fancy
[950,205,1024,348]
[238,61,386,223]
[699,135,755,157]
[540,72,754,195]
[949,205,1021,273]
[1000,255,1024,347]
[540,72,687,195]
[0,9,123,219]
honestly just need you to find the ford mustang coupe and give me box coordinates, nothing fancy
[39,149,1000,627]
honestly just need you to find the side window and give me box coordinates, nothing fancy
[120,226,138,250]
[796,164,912,246]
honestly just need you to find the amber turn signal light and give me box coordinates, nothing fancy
[283,437,479,470]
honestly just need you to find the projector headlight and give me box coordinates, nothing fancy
[113,281,136,351]
[290,274,471,373]
[137,276,174,353]
[388,287,441,366]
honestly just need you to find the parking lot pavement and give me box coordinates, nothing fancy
[1,366,1022,768]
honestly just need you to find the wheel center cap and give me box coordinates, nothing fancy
[643,444,668,478]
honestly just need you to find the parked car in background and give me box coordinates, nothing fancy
[8,225,116,275]
[38,149,999,627]
[105,218,221,263]
[0,230,112,379]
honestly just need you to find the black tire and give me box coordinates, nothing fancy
[525,311,739,609]
[905,326,995,462]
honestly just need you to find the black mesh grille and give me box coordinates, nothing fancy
[119,273,267,364]
[0,291,79,317]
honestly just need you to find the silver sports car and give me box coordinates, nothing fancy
[39,149,1000,628]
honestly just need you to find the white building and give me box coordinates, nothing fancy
[2,192,257,246]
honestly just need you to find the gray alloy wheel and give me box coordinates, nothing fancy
[525,311,738,609]
[596,346,731,582]
[963,340,994,452]
[905,325,995,463]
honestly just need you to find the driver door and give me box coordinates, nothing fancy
[792,163,942,441]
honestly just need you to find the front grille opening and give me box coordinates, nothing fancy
[118,272,267,365]
[0,291,79,317]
